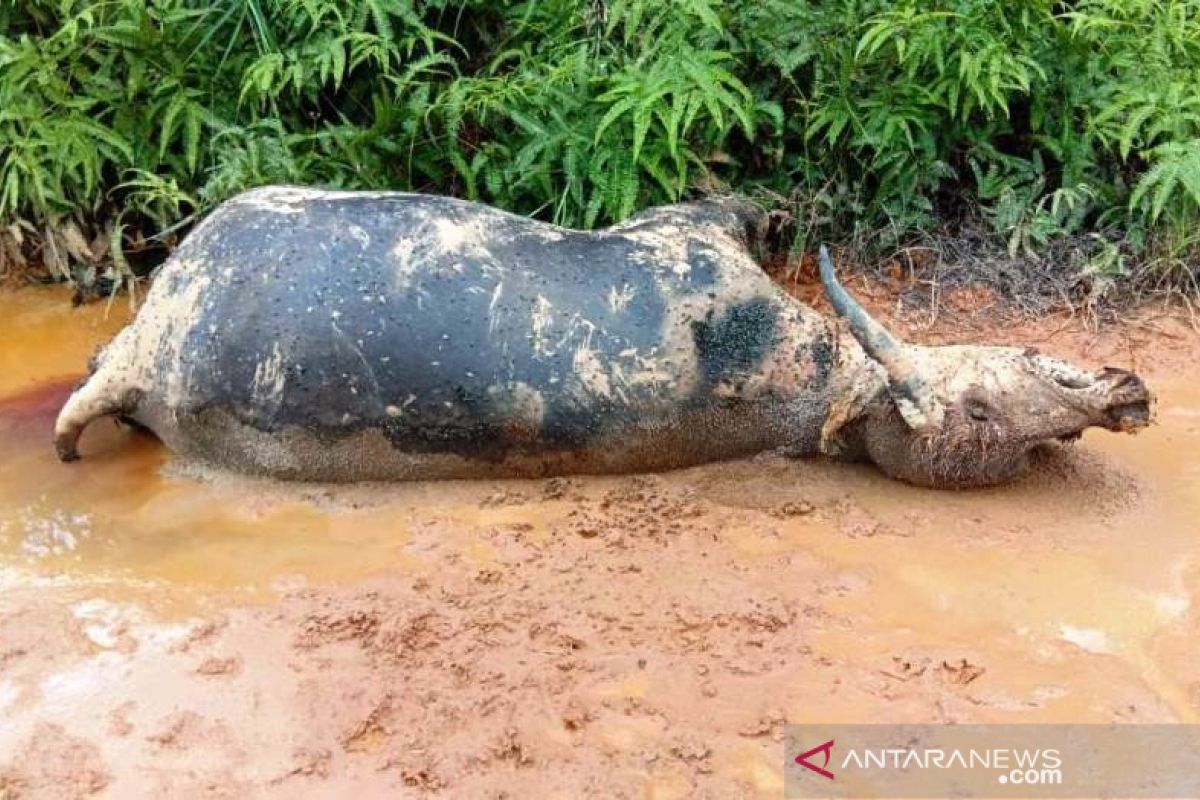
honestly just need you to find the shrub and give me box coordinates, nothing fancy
[1,0,1198,288]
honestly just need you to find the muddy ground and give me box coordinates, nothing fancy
[0,282,1198,799]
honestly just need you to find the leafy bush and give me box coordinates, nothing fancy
[1,0,1199,287]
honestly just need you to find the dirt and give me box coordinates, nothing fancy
[1,285,1199,798]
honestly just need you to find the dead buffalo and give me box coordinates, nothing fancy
[54,187,1152,487]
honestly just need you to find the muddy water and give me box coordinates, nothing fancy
[0,288,425,598]
[0,286,1198,796]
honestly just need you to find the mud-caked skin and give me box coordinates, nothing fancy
[54,187,1153,487]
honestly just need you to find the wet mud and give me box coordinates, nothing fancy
[0,285,1198,798]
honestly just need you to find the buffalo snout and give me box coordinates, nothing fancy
[1094,368,1152,432]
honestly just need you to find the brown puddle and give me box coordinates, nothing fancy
[0,285,1198,796]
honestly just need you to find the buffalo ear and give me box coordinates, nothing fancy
[819,365,937,455]
[819,374,878,456]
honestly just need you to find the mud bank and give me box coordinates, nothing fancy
[0,286,1198,798]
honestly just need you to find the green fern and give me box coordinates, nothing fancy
[1131,140,1200,221]
[2,0,1200,288]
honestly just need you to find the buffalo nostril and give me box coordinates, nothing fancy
[1105,370,1143,392]
[1093,367,1146,394]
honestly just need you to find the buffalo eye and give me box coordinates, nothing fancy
[964,398,992,422]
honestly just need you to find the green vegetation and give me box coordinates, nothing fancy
[1,0,1199,292]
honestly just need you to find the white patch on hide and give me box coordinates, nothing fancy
[531,295,554,356]
[150,266,214,409]
[608,283,636,314]
[571,321,611,399]
[347,224,371,249]
[252,341,286,407]
[434,218,468,251]
[488,281,504,334]
[234,186,328,214]
[391,237,422,291]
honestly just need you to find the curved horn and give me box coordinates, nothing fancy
[819,246,942,429]
[819,246,905,364]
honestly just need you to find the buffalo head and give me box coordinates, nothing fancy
[818,247,1153,488]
